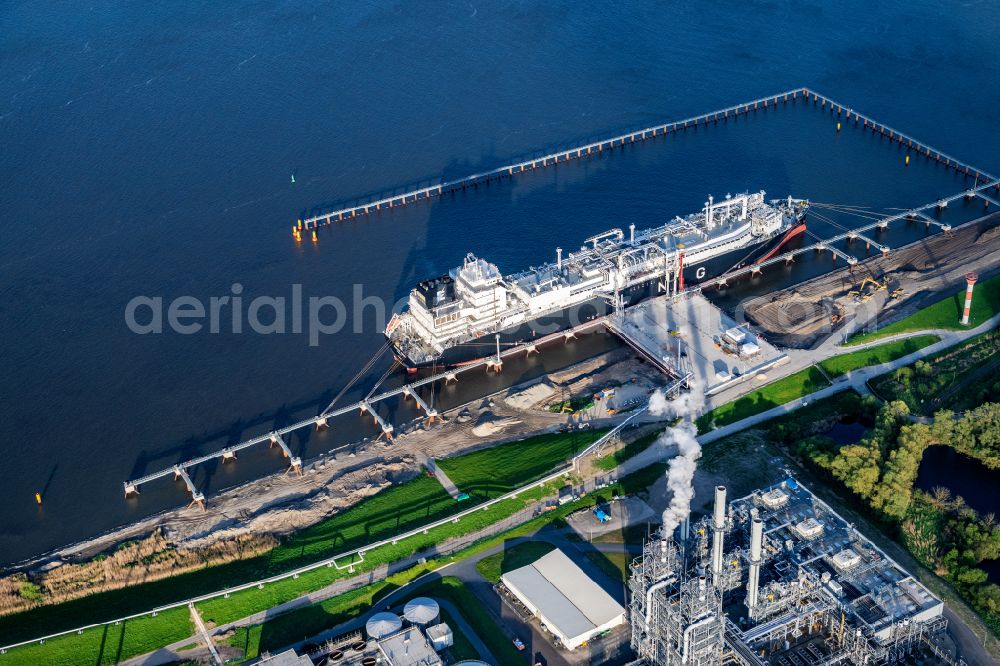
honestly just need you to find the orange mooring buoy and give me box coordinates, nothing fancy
[311,230,318,243]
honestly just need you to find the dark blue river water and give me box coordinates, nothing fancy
[1,1,999,565]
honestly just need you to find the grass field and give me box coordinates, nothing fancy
[819,335,938,377]
[594,429,663,471]
[475,541,556,583]
[583,550,630,582]
[696,366,831,433]
[437,429,606,498]
[0,606,192,666]
[438,606,479,662]
[846,272,1000,345]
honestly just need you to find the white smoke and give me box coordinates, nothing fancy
[648,379,705,419]
[647,381,704,537]
[658,422,702,537]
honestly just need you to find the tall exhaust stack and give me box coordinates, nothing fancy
[746,517,764,611]
[961,272,978,325]
[711,486,727,582]
[556,247,563,271]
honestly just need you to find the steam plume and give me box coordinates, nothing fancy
[648,382,704,537]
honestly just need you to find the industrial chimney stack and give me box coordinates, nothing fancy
[711,486,727,583]
[746,517,764,612]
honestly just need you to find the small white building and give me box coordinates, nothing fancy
[425,622,453,651]
[501,548,626,651]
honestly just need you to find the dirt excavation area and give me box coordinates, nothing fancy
[0,349,666,615]
[744,212,1000,348]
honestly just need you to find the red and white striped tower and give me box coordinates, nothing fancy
[960,272,978,326]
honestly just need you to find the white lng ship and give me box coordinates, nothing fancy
[386,191,807,370]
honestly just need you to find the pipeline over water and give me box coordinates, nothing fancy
[293,87,997,239]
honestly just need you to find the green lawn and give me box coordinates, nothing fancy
[475,541,556,583]
[438,606,479,662]
[696,366,831,433]
[583,550,630,582]
[819,335,938,377]
[437,429,606,498]
[0,606,192,666]
[594,429,663,471]
[846,272,1000,345]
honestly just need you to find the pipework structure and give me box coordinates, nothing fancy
[628,480,950,666]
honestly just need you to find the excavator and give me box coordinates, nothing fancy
[847,274,891,303]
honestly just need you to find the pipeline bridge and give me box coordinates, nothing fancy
[706,179,1000,289]
[294,86,995,237]
[123,316,610,501]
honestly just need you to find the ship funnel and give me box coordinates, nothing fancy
[746,517,764,611]
[711,485,726,583]
[629,223,635,244]
[556,247,562,271]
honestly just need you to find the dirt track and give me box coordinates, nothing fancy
[744,212,1000,348]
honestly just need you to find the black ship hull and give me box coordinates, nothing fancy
[395,221,806,371]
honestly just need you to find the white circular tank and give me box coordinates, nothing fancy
[403,597,440,625]
[365,611,403,639]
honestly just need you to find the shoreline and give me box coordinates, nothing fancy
[2,348,666,581]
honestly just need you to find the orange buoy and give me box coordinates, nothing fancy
[311,230,318,242]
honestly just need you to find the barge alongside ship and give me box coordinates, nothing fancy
[386,191,807,370]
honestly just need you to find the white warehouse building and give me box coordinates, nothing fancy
[501,548,626,650]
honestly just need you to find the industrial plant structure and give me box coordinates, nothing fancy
[629,481,950,666]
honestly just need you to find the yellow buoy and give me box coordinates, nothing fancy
[836,122,841,131]
[311,230,318,242]
[905,155,910,166]
[297,219,303,230]
[35,493,42,505]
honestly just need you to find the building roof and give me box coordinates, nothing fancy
[403,597,440,625]
[378,627,442,666]
[501,548,625,641]
[259,649,313,666]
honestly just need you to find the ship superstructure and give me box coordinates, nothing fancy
[386,191,807,368]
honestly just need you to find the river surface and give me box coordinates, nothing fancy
[2,1,999,565]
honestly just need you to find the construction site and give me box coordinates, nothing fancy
[629,480,952,666]
[743,211,1000,348]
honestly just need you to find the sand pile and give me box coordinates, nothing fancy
[471,412,522,437]
[503,380,556,410]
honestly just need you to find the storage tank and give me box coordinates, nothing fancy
[403,597,440,625]
[365,611,403,639]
